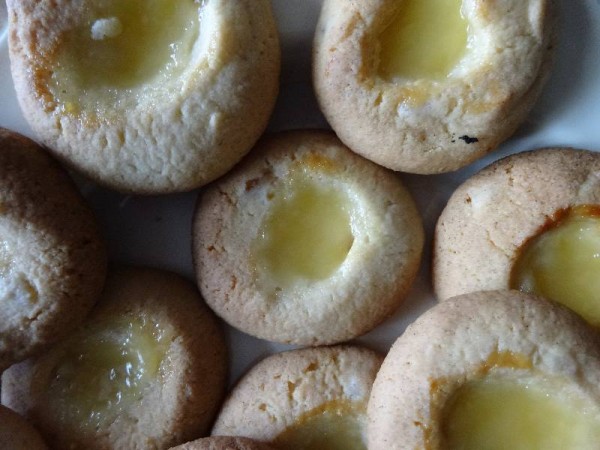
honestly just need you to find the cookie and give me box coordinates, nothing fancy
[313,0,555,173]
[212,346,383,449]
[7,0,280,193]
[0,128,106,371]
[2,267,227,450]
[0,405,47,450]
[170,437,275,450]
[433,148,600,325]
[193,130,424,345]
[367,290,600,449]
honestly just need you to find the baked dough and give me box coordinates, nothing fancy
[0,127,106,371]
[2,267,227,450]
[313,0,555,174]
[193,130,424,345]
[170,437,275,450]
[433,148,600,307]
[0,405,47,450]
[212,345,382,449]
[367,290,600,449]
[7,0,280,193]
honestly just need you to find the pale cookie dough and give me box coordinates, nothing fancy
[170,436,275,450]
[367,290,600,449]
[433,148,600,303]
[7,0,280,193]
[212,346,383,449]
[2,267,227,450]
[313,0,555,174]
[0,405,48,450]
[0,128,106,371]
[193,130,424,345]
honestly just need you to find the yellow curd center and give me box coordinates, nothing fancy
[51,0,199,108]
[257,178,354,287]
[274,401,366,450]
[378,0,468,80]
[510,206,600,326]
[442,377,600,449]
[48,318,168,429]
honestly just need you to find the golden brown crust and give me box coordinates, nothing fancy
[193,130,424,345]
[367,290,600,449]
[433,148,600,300]
[313,0,555,174]
[7,0,280,193]
[0,127,106,371]
[212,345,383,444]
[2,267,227,450]
[0,405,48,450]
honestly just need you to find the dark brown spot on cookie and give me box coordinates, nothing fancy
[459,135,479,144]
[245,178,260,191]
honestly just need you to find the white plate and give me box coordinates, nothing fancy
[1,1,599,386]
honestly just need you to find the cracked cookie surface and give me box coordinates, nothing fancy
[433,148,600,305]
[7,0,280,193]
[193,130,424,345]
[2,267,227,450]
[0,128,106,371]
[212,345,382,449]
[313,0,555,173]
[367,291,600,449]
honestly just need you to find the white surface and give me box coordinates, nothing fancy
[0,2,6,42]
[0,1,599,386]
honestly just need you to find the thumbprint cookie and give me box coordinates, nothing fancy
[313,0,555,173]
[193,130,424,345]
[7,0,280,193]
[2,267,227,450]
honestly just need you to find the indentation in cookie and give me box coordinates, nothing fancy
[50,0,200,111]
[377,0,468,80]
[441,375,600,449]
[48,317,169,430]
[256,174,354,287]
[367,291,600,449]
[273,400,366,450]
[0,241,38,306]
[511,205,600,326]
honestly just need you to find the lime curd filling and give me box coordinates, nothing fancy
[48,317,169,429]
[274,401,367,450]
[441,376,600,449]
[378,0,468,80]
[256,177,354,288]
[50,0,200,111]
[510,206,600,326]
